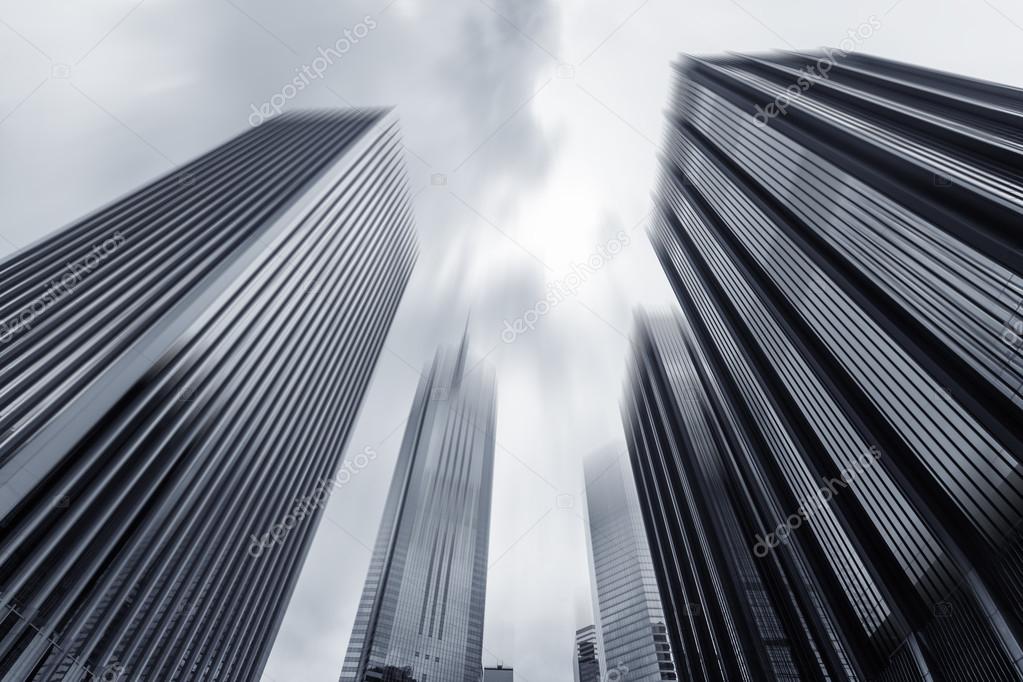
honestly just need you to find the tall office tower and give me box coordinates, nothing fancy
[626,51,1023,681]
[574,625,602,682]
[582,446,676,681]
[483,664,514,681]
[0,110,418,681]
[339,336,497,682]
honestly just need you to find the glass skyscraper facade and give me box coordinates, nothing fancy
[0,110,418,681]
[339,337,496,682]
[583,446,675,680]
[622,52,1023,681]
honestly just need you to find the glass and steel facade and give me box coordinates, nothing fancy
[624,52,1023,681]
[574,625,602,682]
[583,446,676,680]
[0,109,418,681]
[339,337,496,682]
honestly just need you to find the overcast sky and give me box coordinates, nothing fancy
[3,0,1023,680]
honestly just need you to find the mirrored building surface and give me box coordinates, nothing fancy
[0,110,417,681]
[626,51,1023,681]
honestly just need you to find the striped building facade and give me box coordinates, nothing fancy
[339,337,496,682]
[623,53,1023,680]
[0,110,417,681]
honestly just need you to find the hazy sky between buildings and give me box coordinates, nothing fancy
[1,0,1021,679]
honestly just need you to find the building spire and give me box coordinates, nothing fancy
[453,313,470,384]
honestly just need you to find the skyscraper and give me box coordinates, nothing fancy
[0,110,417,681]
[574,625,601,682]
[582,446,675,681]
[339,336,497,682]
[624,51,1023,680]
[483,664,514,681]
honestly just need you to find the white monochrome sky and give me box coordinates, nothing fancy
[2,1,1022,680]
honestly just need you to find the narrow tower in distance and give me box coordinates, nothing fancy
[573,625,601,682]
[582,446,676,681]
[339,333,497,682]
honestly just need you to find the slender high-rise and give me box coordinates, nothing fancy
[624,51,1023,681]
[339,336,496,682]
[574,625,601,682]
[0,110,417,681]
[583,446,675,681]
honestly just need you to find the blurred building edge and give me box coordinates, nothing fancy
[339,335,497,682]
[582,445,677,680]
[483,663,514,681]
[626,50,1023,681]
[366,665,418,681]
[574,624,602,682]
[0,109,418,681]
